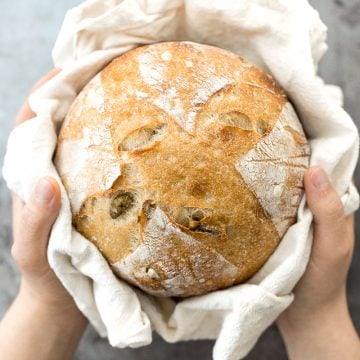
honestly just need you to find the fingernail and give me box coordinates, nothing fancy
[311,167,329,189]
[34,178,55,203]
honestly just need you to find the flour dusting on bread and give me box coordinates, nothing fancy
[137,44,233,134]
[86,74,105,113]
[138,51,166,88]
[113,206,238,297]
[236,103,310,237]
[56,118,120,213]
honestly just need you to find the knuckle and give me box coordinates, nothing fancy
[317,183,334,199]
[328,203,345,222]
[320,189,345,221]
[11,243,37,273]
[335,242,353,263]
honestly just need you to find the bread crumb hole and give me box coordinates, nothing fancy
[146,267,160,279]
[110,191,135,219]
[219,111,253,131]
[119,123,167,151]
[256,118,268,135]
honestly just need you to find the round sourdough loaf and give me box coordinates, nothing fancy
[55,41,311,297]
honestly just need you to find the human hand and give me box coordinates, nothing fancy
[0,70,87,360]
[277,166,360,359]
[12,177,82,313]
[12,68,82,313]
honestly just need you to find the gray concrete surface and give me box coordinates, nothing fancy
[0,1,359,359]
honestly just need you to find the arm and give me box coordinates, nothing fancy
[0,278,87,360]
[0,71,88,360]
[277,166,360,359]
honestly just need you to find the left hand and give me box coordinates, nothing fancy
[11,69,86,315]
[0,70,87,360]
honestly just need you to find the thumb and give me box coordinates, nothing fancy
[304,166,346,251]
[12,177,61,273]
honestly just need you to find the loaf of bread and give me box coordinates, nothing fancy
[55,41,311,297]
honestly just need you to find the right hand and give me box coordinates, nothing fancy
[280,165,355,317]
[277,166,360,359]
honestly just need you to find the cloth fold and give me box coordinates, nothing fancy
[3,1,359,359]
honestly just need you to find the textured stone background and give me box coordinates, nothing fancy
[0,1,359,359]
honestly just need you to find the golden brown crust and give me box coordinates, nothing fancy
[55,41,310,297]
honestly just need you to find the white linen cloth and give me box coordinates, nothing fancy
[3,1,359,359]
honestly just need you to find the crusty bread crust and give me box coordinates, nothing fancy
[55,42,310,297]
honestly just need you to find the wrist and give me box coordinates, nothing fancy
[277,292,347,336]
[0,285,88,360]
[277,294,360,360]
[18,281,88,331]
